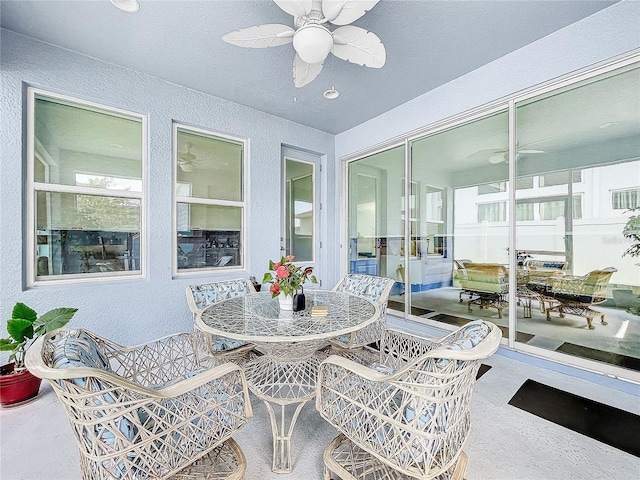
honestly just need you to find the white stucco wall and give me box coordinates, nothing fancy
[0,29,335,345]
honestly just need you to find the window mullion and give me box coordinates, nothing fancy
[34,182,142,199]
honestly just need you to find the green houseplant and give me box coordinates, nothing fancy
[620,207,640,314]
[0,302,77,406]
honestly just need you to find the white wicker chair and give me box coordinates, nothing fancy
[326,274,395,359]
[25,328,253,480]
[316,320,502,480]
[186,278,257,362]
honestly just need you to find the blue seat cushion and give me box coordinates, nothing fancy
[435,320,489,368]
[50,330,137,479]
[210,335,248,352]
[51,329,111,372]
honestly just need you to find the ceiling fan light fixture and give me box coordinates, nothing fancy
[323,87,340,99]
[292,24,333,64]
[110,0,140,13]
[179,163,195,173]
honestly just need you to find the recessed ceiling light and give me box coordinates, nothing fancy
[110,0,140,13]
[110,143,124,149]
[323,87,340,100]
[599,121,619,129]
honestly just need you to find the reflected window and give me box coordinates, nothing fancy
[540,170,582,187]
[29,89,144,282]
[516,203,534,221]
[174,124,245,272]
[478,182,507,194]
[478,202,507,222]
[347,145,405,306]
[612,188,640,210]
[285,158,314,262]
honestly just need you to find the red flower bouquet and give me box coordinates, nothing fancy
[262,255,318,298]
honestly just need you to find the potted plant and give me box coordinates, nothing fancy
[0,302,77,406]
[617,207,640,314]
[262,255,317,310]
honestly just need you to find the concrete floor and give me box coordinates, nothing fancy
[1,327,639,479]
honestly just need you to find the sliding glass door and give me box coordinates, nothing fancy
[344,57,639,380]
[347,145,406,311]
[514,63,640,369]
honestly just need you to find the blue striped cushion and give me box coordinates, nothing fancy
[51,331,136,479]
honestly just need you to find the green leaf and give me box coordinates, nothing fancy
[33,307,78,334]
[11,302,37,323]
[6,319,34,343]
[262,273,272,284]
[0,338,20,351]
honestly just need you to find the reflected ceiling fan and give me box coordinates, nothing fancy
[222,0,385,88]
[178,143,222,172]
[467,144,545,164]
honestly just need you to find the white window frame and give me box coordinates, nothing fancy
[26,87,147,286]
[172,123,247,276]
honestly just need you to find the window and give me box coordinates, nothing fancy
[539,170,582,187]
[478,202,506,222]
[515,176,534,190]
[478,182,506,194]
[28,89,144,283]
[612,188,640,210]
[538,196,582,220]
[516,202,534,221]
[174,124,245,273]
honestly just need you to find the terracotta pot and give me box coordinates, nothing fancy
[0,363,42,407]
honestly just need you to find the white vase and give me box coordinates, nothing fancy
[278,294,293,311]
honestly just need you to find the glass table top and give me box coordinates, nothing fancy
[199,290,379,343]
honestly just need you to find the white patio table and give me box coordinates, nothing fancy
[196,290,379,474]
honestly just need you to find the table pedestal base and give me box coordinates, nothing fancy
[264,399,310,473]
[244,351,326,473]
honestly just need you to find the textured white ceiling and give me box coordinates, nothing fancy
[0,0,619,133]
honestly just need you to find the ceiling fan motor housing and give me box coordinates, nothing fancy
[293,23,333,64]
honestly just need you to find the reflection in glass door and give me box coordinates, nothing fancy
[285,158,314,262]
[347,145,406,312]
[282,146,321,285]
[514,63,640,374]
[344,58,639,381]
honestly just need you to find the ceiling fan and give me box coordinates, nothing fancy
[178,143,223,172]
[467,144,545,164]
[222,0,386,88]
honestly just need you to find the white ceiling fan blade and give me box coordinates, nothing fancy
[293,53,323,88]
[222,24,294,48]
[323,0,379,25]
[332,26,385,68]
[274,0,312,18]
[518,149,545,154]
[488,153,507,164]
